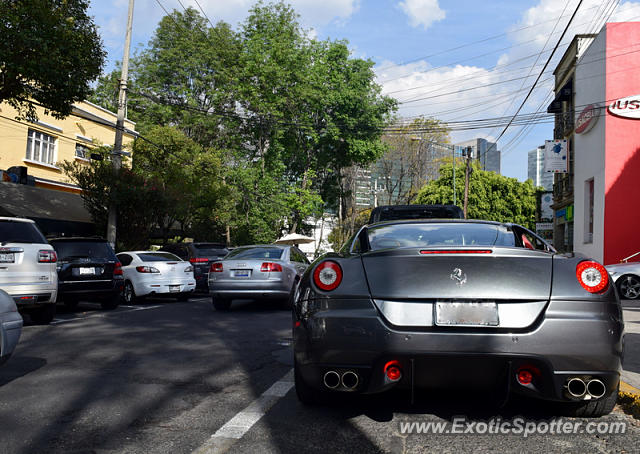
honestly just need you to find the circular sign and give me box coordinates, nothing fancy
[575,104,598,134]
[608,95,640,119]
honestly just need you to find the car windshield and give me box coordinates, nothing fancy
[51,241,114,260]
[0,220,47,244]
[193,243,227,257]
[225,247,283,260]
[366,223,516,251]
[137,252,181,262]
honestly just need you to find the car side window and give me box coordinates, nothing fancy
[117,253,133,266]
[290,248,304,263]
[516,227,552,252]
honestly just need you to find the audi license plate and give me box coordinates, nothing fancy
[0,253,15,263]
[233,270,250,278]
[435,301,499,327]
[169,285,180,293]
[79,267,95,275]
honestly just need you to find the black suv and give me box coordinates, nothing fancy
[368,204,464,223]
[48,237,124,310]
[160,242,228,291]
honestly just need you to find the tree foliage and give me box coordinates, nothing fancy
[415,163,540,229]
[0,0,105,120]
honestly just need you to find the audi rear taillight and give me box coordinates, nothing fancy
[38,250,57,263]
[210,262,223,272]
[136,266,159,273]
[261,262,282,272]
[576,260,609,293]
[114,262,123,275]
[313,261,342,291]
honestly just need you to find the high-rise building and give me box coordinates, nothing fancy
[454,138,501,174]
[527,146,554,191]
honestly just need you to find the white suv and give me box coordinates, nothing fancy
[0,217,58,324]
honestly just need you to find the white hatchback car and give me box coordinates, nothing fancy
[0,217,58,324]
[116,251,196,303]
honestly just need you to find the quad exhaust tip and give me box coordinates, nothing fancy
[323,371,340,389]
[341,371,359,389]
[567,378,587,398]
[587,379,606,399]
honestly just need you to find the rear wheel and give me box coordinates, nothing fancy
[212,296,231,311]
[294,359,325,405]
[101,293,121,310]
[617,274,640,300]
[30,304,56,325]
[562,384,618,417]
[123,281,141,304]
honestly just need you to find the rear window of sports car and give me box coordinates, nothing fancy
[366,223,515,250]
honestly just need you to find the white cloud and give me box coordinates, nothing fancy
[398,0,445,30]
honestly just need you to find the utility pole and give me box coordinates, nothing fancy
[106,0,135,248]
[452,146,456,206]
[463,146,473,219]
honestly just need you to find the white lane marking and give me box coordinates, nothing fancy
[50,305,163,325]
[192,369,294,454]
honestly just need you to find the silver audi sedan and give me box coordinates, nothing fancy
[208,245,310,310]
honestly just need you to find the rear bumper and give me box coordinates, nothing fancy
[209,280,291,300]
[134,279,196,297]
[6,283,57,306]
[293,298,624,401]
[58,278,124,300]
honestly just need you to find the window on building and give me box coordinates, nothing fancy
[585,178,594,244]
[25,129,56,165]
[75,143,91,159]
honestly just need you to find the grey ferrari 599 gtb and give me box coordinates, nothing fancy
[292,219,624,417]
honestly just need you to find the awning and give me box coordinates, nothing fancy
[547,80,573,113]
[0,182,95,236]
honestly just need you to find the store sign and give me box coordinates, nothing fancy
[608,95,640,119]
[544,140,568,173]
[536,222,553,231]
[575,104,599,133]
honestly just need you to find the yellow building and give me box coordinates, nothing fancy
[0,100,136,193]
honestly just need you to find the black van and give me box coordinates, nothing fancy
[160,242,228,291]
[368,205,464,224]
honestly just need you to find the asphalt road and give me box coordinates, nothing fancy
[1,297,639,454]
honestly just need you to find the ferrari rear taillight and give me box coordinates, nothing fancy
[136,266,159,273]
[114,262,123,275]
[313,261,342,291]
[210,262,223,272]
[261,262,283,272]
[576,260,609,293]
[38,250,57,263]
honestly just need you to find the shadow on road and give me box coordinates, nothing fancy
[0,356,47,387]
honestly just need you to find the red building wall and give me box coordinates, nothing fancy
[604,23,640,264]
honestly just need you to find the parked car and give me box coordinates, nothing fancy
[0,289,23,364]
[292,219,623,417]
[606,259,640,300]
[209,245,309,310]
[0,217,58,324]
[48,237,123,310]
[160,242,228,291]
[116,251,196,303]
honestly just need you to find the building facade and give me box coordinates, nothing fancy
[527,145,554,191]
[454,138,501,174]
[0,100,136,193]
[570,23,640,264]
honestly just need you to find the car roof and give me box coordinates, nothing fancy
[234,244,289,249]
[48,237,107,242]
[0,216,35,223]
[365,218,512,229]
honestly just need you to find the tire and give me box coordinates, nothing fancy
[63,298,79,310]
[123,281,141,304]
[30,304,56,325]
[294,358,325,405]
[101,292,121,310]
[617,274,640,300]
[562,383,618,417]
[212,296,231,311]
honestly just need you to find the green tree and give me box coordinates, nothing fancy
[415,163,540,229]
[0,0,105,120]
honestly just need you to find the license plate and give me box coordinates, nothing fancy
[79,267,95,275]
[0,253,14,263]
[233,270,250,278]
[435,301,499,327]
[169,285,180,293]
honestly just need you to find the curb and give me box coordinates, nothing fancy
[618,381,640,419]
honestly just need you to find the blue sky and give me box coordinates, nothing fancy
[88,0,640,181]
